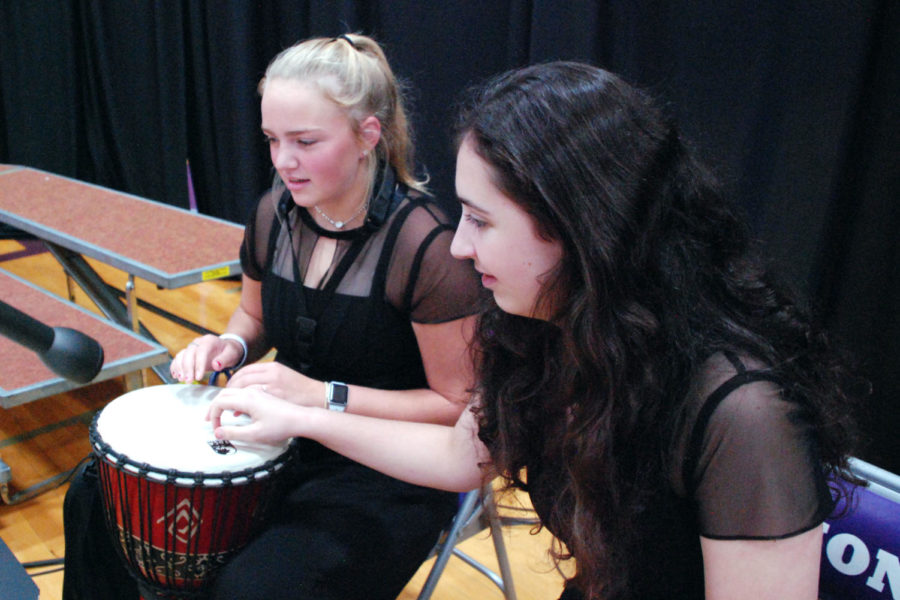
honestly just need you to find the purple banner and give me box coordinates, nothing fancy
[820,482,900,599]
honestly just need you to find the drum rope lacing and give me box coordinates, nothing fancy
[90,415,296,598]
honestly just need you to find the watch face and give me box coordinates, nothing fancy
[329,382,348,411]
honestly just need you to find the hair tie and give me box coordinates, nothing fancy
[335,34,358,50]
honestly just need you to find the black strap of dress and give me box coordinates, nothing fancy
[274,163,405,370]
[284,220,364,362]
[682,351,782,495]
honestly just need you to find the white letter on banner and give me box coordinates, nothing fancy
[826,533,870,576]
[866,549,900,599]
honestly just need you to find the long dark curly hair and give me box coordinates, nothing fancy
[456,62,861,599]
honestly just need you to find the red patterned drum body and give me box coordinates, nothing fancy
[90,384,292,599]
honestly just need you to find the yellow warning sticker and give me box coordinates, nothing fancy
[202,266,230,281]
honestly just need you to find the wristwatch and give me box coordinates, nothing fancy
[326,381,348,412]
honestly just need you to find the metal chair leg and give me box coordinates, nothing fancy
[483,485,518,600]
[416,484,522,600]
[417,489,482,599]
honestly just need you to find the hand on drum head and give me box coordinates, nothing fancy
[170,334,243,382]
[207,386,305,445]
[225,361,323,406]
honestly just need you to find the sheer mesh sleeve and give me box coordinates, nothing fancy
[688,376,832,539]
[385,200,485,323]
[239,190,279,281]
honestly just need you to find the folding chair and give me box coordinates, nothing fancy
[416,483,538,600]
[820,457,900,599]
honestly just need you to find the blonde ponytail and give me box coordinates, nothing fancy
[260,34,428,194]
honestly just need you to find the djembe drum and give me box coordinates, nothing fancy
[90,384,294,599]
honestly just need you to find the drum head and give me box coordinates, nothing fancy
[94,384,290,478]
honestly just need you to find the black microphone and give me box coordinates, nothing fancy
[0,299,104,384]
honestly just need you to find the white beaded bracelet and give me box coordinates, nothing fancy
[218,333,248,369]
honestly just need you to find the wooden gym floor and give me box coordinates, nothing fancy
[0,236,569,599]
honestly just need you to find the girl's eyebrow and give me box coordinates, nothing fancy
[457,196,490,215]
[261,127,324,135]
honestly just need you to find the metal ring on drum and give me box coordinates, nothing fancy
[89,384,294,600]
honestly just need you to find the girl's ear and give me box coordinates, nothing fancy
[359,115,382,153]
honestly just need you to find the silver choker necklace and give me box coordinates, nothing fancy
[314,200,369,229]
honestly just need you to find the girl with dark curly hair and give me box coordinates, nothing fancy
[210,61,861,600]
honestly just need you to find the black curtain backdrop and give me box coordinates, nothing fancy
[1,1,897,472]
